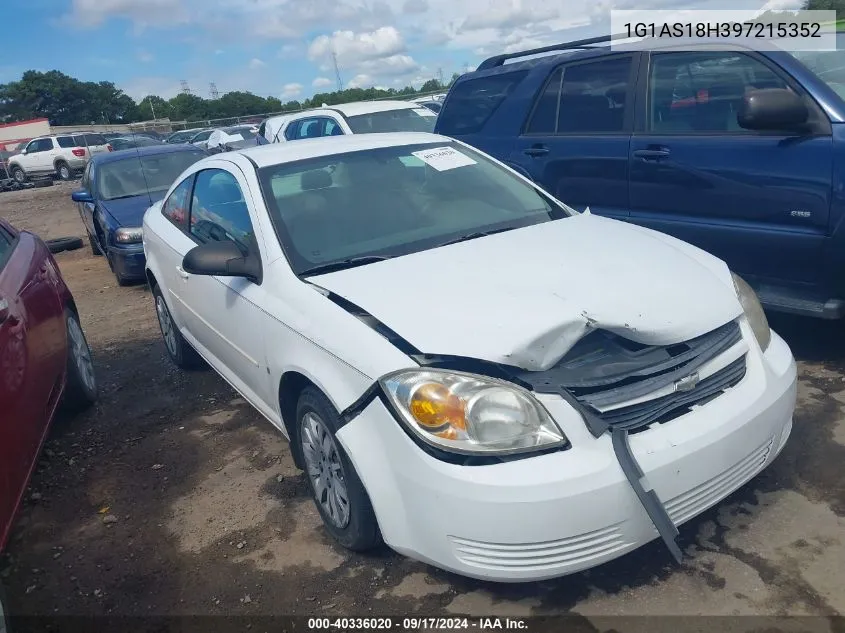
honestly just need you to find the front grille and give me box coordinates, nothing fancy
[515,321,746,433]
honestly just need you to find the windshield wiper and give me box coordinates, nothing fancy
[105,194,143,201]
[438,226,518,248]
[299,255,391,277]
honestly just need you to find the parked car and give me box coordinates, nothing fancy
[435,33,845,320]
[187,129,214,148]
[0,217,98,551]
[205,125,258,154]
[413,99,442,114]
[71,144,207,285]
[7,134,111,183]
[259,101,437,145]
[142,132,796,582]
[108,135,164,151]
[164,129,205,144]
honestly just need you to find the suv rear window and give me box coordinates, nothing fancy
[56,136,78,148]
[437,71,528,135]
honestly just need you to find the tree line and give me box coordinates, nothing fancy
[0,70,458,127]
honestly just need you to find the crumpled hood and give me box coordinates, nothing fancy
[310,213,744,371]
[101,190,167,227]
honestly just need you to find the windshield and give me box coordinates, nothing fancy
[789,33,845,99]
[221,127,257,141]
[345,107,437,134]
[258,142,571,275]
[97,151,206,201]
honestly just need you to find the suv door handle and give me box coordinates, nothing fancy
[633,148,671,161]
[176,266,189,279]
[524,145,549,157]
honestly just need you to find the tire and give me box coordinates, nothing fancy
[46,236,84,254]
[11,167,25,184]
[88,233,103,256]
[55,162,72,181]
[297,386,381,551]
[152,284,203,369]
[61,309,98,413]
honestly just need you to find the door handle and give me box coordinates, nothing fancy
[176,266,189,279]
[633,148,671,161]
[524,145,549,157]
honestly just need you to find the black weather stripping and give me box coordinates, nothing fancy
[612,427,683,564]
[323,291,421,357]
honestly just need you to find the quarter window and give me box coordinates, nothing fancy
[188,169,256,253]
[161,176,194,229]
[648,52,790,133]
[436,71,528,135]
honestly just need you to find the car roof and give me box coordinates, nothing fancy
[90,143,205,165]
[318,100,419,116]
[234,131,452,168]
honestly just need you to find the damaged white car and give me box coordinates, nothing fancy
[142,132,797,582]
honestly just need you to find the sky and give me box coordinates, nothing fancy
[2,0,802,104]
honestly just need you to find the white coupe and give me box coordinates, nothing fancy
[142,132,796,583]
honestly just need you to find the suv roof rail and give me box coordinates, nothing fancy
[476,32,634,71]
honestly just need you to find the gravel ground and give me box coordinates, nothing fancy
[0,183,843,632]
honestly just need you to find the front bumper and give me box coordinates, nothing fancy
[336,325,796,582]
[108,244,146,281]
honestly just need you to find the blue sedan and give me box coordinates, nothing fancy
[71,144,207,285]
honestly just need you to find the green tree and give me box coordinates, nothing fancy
[419,78,442,93]
[137,95,171,121]
[802,0,845,19]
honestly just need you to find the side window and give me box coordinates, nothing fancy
[188,169,256,253]
[556,57,631,134]
[257,122,266,137]
[436,70,529,135]
[325,119,344,136]
[27,139,52,153]
[526,67,564,134]
[81,163,92,189]
[57,136,77,149]
[161,176,194,229]
[288,118,326,140]
[648,52,790,133]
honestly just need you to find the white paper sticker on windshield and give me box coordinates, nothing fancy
[411,146,476,172]
[413,107,437,117]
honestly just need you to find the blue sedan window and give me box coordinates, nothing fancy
[95,151,205,201]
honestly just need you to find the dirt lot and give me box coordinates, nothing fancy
[0,183,844,630]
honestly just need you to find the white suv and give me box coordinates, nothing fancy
[258,100,437,144]
[7,133,111,182]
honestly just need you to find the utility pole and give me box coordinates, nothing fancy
[180,80,192,95]
[209,82,219,99]
[332,52,344,91]
[147,95,156,120]
[437,67,445,87]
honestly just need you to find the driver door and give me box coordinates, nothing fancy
[180,166,274,412]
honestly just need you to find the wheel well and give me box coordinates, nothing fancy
[145,268,158,289]
[278,371,317,469]
[55,158,69,167]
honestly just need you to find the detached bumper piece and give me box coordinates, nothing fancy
[513,320,746,563]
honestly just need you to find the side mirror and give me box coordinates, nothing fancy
[71,189,94,203]
[20,149,27,155]
[738,88,809,131]
[182,240,262,283]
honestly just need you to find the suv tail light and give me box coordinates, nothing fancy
[107,144,113,152]
[72,148,86,157]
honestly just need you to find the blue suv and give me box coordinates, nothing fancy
[435,34,845,319]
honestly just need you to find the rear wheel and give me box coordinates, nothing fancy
[62,310,98,413]
[152,285,203,369]
[56,161,72,181]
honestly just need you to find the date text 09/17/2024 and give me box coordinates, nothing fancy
[623,21,823,39]
[307,617,529,631]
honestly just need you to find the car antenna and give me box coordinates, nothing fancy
[132,131,154,205]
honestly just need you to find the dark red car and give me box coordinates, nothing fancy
[0,218,97,551]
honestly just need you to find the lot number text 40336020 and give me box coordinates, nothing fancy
[307,617,529,630]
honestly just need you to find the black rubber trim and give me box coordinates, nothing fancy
[612,427,683,564]
[325,291,422,357]
[338,381,381,426]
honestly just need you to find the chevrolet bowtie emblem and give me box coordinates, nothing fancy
[674,372,700,393]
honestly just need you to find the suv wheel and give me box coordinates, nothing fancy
[11,167,25,183]
[56,161,72,181]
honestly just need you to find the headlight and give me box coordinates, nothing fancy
[732,273,771,352]
[115,227,143,244]
[380,369,566,455]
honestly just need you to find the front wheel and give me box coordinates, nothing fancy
[62,310,98,413]
[152,285,203,369]
[297,386,380,551]
[11,167,25,183]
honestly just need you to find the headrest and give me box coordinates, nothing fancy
[301,169,332,190]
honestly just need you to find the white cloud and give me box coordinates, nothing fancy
[249,58,266,69]
[136,49,154,63]
[357,54,419,77]
[308,26,406,64]
[461,0,558,31]
[282,82,303,98]
[347,74,375,89]
[68,0,187,27]
[312,77,334,88]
